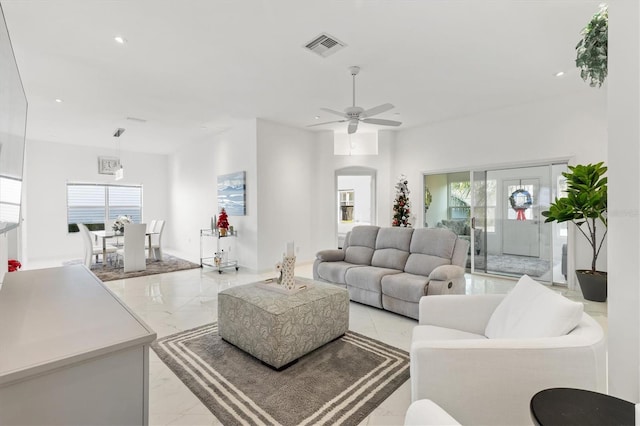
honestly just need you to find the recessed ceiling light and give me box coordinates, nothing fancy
[55,98,63,103]
[314,116,320,120]
[114,36,126,44]
[555,71,565,77]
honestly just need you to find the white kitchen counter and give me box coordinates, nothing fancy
[0,265,156,425]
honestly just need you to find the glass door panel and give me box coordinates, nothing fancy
[471,171,487,273]
[429,163,568,285]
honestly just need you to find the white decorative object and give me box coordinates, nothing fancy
[286,241,295,257]
[281,255,296,290]
[98,156,120,175]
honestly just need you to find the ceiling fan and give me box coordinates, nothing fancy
[308,66,402,134]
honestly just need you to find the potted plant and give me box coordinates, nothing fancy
[541,162,607,301]
[575,4,608,88]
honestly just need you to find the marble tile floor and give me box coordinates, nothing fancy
[20,257,607,426]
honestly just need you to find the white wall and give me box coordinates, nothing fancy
[424,174,448,228]
[24,139,169,263]
[311,130,394,253]
[167,120,258,269]
[256,119,315,271]
[607,0,640,401]
[395,90,607,284]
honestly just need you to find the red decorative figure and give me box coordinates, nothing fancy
[217,208,229,236]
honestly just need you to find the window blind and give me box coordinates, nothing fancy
[67,183,143,232]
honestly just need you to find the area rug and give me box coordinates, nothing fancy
[152,322,410,426]
[89,254,200,281]
[470,254,550,278]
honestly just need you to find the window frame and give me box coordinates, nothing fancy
[66,182,143,233]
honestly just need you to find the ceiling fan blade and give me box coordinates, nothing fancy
[361,103,394,118]
[320,108,348,118]
[306,119,347,128]
[347,120,359,134]
[362,118,402,127]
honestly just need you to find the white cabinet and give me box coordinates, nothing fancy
[0,265,156,425]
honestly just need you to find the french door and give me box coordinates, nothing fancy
[426,163,568,284]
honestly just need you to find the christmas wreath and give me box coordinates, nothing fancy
[509,189,532,221]
[509,189,533,210]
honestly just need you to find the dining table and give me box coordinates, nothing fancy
[91,229,159,267]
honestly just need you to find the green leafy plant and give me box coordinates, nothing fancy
[542,163,607,273]
[576,5,608,87]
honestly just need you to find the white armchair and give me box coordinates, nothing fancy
[410,286,606,425]
[405,399,460,425]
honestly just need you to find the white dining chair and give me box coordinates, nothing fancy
[147,219,165,261]
[78,223,117,268]
[115,223,147,273]
[146,220,157,234]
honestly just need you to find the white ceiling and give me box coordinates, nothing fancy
[2,0,602,154]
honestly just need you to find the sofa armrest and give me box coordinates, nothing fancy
[315,249,345,262]
[419,294,505,331]
[428,265,464,281]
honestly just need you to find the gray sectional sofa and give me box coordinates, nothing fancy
[313,225,470,319]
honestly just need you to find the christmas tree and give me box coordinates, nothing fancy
[392,175,412,227]
[217,208,229,230]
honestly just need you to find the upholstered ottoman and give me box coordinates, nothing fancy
[218,279,349,369]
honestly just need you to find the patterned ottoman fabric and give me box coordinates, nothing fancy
[218,279,349,369]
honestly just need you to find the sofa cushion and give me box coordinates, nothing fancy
[371,248,410,270]
[345,266,401,293]
[316,261,363,285]
[370,227,413,270]
[485,274,584,339]
[375,227,413,251]
[344,225,379,265]
[404,228,457,276]
[410,228,457,258]
[405,254,451,277]
[381,272,429,302]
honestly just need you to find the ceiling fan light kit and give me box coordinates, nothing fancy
[308,66,402,134]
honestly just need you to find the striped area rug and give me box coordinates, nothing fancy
[152,322,410,426]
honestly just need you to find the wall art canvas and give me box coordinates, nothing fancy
[217,171,246,216]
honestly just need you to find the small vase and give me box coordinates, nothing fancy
[219,228,227,237]
[281,256,296,290]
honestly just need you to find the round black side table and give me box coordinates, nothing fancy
[530,387,634,426]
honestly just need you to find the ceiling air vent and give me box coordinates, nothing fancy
[126,116,147,123]
[304,32,346,58]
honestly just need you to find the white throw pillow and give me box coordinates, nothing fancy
[485,275,584,339]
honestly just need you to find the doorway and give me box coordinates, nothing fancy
[336,167,376,248]
[424,162,568,284]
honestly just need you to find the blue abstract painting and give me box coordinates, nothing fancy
[217,171,246,216]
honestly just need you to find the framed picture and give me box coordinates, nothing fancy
[217,171,246,216]
[98,156,120,175]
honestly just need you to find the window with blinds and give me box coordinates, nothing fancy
[67,183,142,232]
[0,175,22,226]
